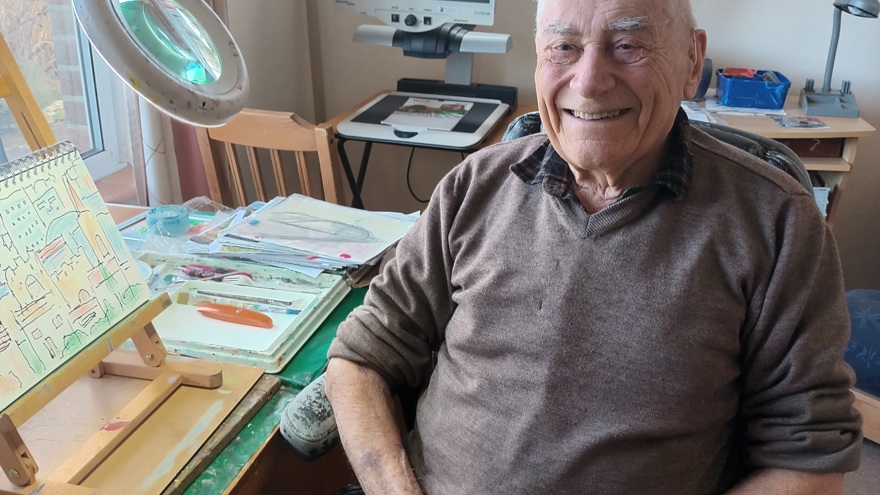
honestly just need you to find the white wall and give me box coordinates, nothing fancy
[229,0,880,290]
[226,0,316,119]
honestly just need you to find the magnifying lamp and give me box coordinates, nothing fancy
[800,0,880,118]
[72,0,249,127]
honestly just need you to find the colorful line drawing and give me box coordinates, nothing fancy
[0,145,149,411]
[381,97,474,131]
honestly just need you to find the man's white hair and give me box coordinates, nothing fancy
[534,0,697,32]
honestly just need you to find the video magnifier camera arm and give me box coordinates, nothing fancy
[354,23,510,86]
[337,0,516,106]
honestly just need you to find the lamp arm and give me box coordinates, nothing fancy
[822,7,843,92]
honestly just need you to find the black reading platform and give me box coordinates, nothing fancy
[335,90,514,208]
[337,91,510,149]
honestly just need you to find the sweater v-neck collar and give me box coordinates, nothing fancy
[510,109,694,204]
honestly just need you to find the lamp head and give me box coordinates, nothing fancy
[834,0,880,18]
[73,0,249,127]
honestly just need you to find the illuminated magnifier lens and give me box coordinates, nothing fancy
[74,0,248,126]
[118,0,221,84]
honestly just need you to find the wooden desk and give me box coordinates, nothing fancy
[326,90,536,208]
[710,102,875,226]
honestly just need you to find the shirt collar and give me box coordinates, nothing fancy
[510,108,693,201]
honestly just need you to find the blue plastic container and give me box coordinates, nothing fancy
[716,69,791,110]
[146,204,190,237]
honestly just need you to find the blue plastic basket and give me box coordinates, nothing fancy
[716,69,791,110]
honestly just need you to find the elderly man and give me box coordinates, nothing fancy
[325,0,862,493]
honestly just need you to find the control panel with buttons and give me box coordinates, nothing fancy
[336,0,496,33]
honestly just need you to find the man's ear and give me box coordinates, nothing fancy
[683,29,708,100]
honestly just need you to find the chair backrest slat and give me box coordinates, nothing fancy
[243,145,266,202]
[223,141,247,208]
[197,108,346,208]
[270,149,288,198]
[294,151,312,198]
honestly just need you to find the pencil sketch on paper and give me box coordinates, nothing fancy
[0,151,150,411]
[265,212,383,243]
[221,194,418,264]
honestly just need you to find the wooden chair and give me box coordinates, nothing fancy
[196,108,346,207]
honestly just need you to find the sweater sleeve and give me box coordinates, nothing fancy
[326,163,465,391]
[739,192,862,473]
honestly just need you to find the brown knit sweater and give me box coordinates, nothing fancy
[328,127,862,494]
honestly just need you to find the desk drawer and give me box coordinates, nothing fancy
[777,138,844,158]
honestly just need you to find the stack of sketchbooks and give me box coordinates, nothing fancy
[124,194,418,373]
[141,258,351,373]
[181,194,419,278]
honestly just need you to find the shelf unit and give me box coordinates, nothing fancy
[714,100,875,226]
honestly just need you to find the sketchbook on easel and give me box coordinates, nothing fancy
[0,142,151,412]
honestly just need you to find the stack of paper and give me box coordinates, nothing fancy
[117,194,416,372]
[183,194,418,277]
[147,274,350,373]
[130,249,354,373]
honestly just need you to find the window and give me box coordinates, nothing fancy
[0,0,131,180]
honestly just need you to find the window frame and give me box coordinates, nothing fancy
[75,20,132,181]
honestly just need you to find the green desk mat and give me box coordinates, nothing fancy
[183,287,367,495]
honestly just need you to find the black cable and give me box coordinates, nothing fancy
[406,147,431,203]
[405,150,470,204]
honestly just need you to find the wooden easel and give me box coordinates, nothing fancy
[0,294,224,495]
[0,34,223,494]
[0,32,56,151]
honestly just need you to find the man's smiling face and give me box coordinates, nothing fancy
[535,0,704,179]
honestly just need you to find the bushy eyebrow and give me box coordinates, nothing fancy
[608,16,649,31]
[541,21,579,37]
[541,16,654,38]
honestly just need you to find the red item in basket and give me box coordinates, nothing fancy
[721,68,757,78]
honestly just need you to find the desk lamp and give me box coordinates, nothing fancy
[800,0,879,118]
[71,0,248,126]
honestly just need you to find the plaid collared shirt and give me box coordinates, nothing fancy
[510,109,693,202]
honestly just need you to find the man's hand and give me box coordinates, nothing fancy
[725,468,844,494]
[325,357,423,495]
